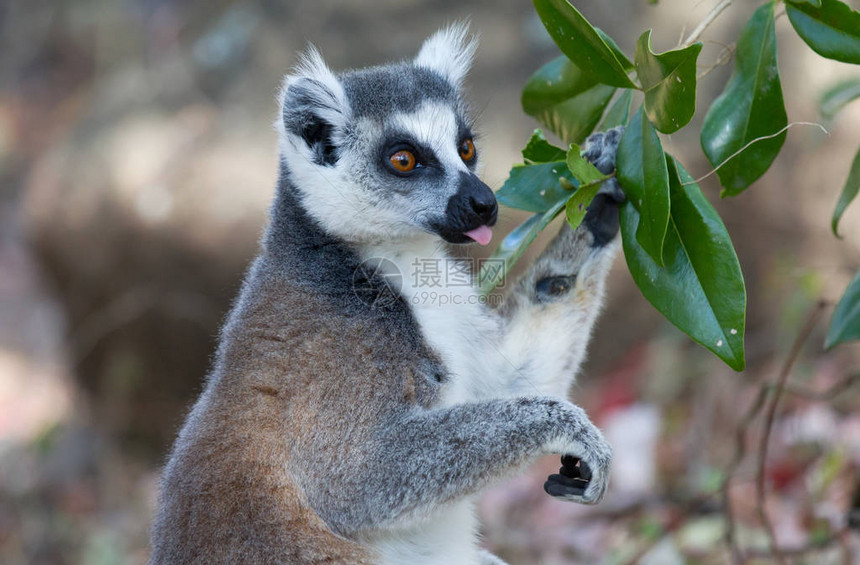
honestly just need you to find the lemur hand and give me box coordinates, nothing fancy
[543,404,612,505]
[582,126,626,246]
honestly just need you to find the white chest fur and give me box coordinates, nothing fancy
[367,500,481,565]
[360,238,505,405]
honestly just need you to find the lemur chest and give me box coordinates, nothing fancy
[361,241,501,404]
[367,499,481,565]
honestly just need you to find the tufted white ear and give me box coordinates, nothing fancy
[278,45,348,124]
[276,45,351,163]
[414,22,478,89]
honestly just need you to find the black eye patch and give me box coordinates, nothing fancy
[378,134,440,170]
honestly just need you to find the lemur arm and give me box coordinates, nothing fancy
[308,396,611,536]
[484,128,625,399]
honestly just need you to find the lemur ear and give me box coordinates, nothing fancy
[414,22,478,89]
[277,46,350,166]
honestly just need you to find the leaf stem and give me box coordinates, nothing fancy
[683,0,734,47]
[574,170,616,191]
[685,122,829,186]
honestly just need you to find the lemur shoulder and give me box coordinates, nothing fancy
[151,24,626,565]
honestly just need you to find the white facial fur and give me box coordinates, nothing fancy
[275,23,483,246]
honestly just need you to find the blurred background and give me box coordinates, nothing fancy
[1,0,859,563]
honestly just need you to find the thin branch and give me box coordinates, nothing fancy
[683,0,734,47]
[685,122,830,186]
[721,383,771,564]
[696,42,735,80]
[778,372,860,402]
[754,301,829,565]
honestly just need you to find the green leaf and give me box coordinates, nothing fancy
[495,161,576,213]
[522,56,599,116]
[634,30,702,134]
[826,268,860,349]
[700,3,787,196]
[477,200,567,294]
[620,157,746,370]
[832,145,860,237]
[820,78,860,119]
[617,108,671,266]
[596,28,635,71]
[567,143,607,184]
[532,83,617,144]
[564,143,609,230]
[786,0,860,64]
[600,90,634,129]
[523,129,567,163]
[533,0,638,88]
[565,182,602,230]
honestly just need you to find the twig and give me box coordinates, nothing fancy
[696,42,735,80]
[683,0,734,47]
[721,383,771,564]
[685,122,830,186]
[778,372,860,402]
[754,300,829,565]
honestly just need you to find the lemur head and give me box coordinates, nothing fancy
[276,23,497,246]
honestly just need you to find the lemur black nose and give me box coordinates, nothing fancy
[469,193,498,225]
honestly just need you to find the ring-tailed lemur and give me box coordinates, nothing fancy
[151,24,625,565]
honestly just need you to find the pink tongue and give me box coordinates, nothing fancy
[464,225,493,246]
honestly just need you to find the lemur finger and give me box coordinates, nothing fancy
[559,456,592,481]
[582,126,625,175]
[544,474,588,498]
[584,193,621,247]
[560,454,580,470]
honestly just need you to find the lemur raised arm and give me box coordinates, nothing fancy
[151,24,624,565]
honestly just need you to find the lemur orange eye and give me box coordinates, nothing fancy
[459,138,476,162]
[389,150,417,172]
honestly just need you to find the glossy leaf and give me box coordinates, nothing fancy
[522,56,598,116]
[533,0,638,88]
[567,143,607,184]
[565,182,602,231]
[533,83,617,144]
[596,28,635,71]
[620,157,746,370]
[825,268,860,349]
[495,161,576,213]
[600,90,634,129]
[617,108,671,265]
[701,3,787,196]
[832,145,860,237]
[820,78,860,119]
[564,143,608,230]
[786,0,860,64]
[477,200,567,294]
[634,30,702,134]
[522,129,566,163]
